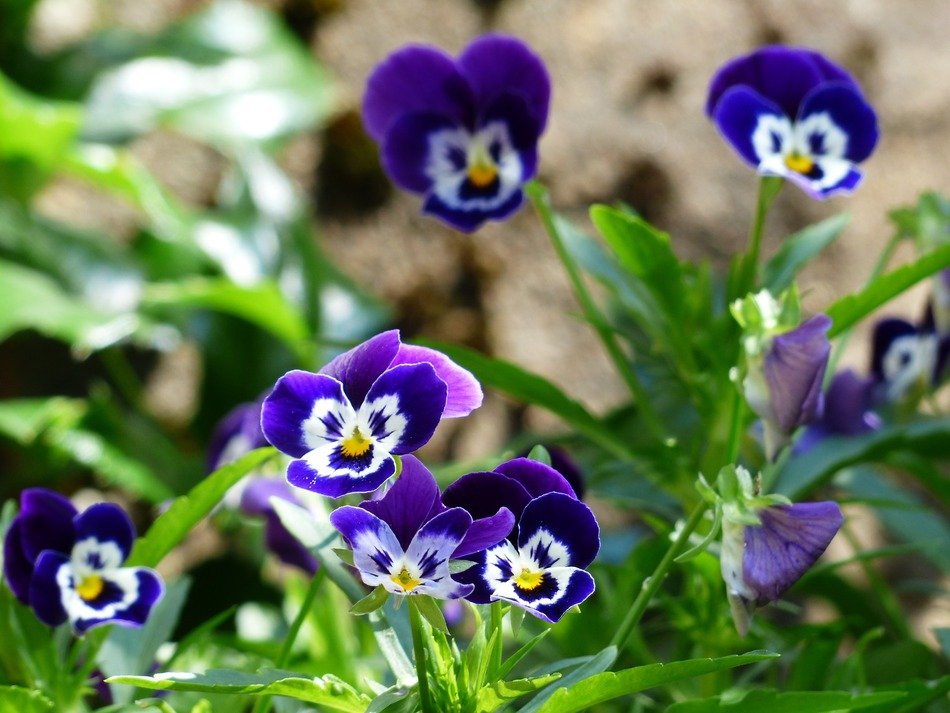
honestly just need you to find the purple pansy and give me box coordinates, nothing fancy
[871,318,950,403]
[3,489,163,635]
[330,457,512,599]
[207,400,270,475]
[443,458,599,623]
[795,369,881,453]
[362,34,550,232]
[261,330,481,498]
[240,480,318,575]
[707,46,878,198]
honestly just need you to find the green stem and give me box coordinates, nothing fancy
[408,598,435,713]
[527,181,667,443]
[735,177,784,299]
[840,522,910,639]
[251,569,327,713]
[610,501,708,653]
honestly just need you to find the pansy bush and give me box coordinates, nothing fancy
[0,6,947,713]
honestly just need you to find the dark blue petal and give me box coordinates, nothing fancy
[457,34,551,132]
[712,86,787,167]
[240,478,298,517]
[820,369,879,436]
[495,457,577,499]
[764,315,832,434]
[17,488,77,563]
[443,470,533,526]
[74,504,135,564]
[743,502,843,604]
[73,568,164,634]
[3,520,33,603]
[380,112,455,194]
[423,185,524,233]
[521,569,595,624]
[406,507,473,580]
[361,455,444,550]
[870,318,918,382]
[29,551,69,628]
[362,45,474,142]
[452,508,515,559]
[798,82,878,163]
[390,344,483,419]
[517,493,600,569]
[320,331,402,409]
[261,371,350,458]
[795,163,863,199]
[287,448,397,498]
[362,363,447,454]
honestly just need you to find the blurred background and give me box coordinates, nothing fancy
[0,0,947,641]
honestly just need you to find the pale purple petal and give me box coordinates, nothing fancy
[360,455,444,550]
[764,315,832,434]
[319,331,401,407]
[390,343,483,418]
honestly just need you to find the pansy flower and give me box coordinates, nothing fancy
[443,458,599,623]
[707,46,878,198]
[871,318,950,403]
[330,456,513,599]
[262,330,482,498]
[362,34,550,232]
[795,369,881,454]
[3,489,163,635]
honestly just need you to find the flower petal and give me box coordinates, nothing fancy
[261,371,353,458]
[517,493,600,570]
[207,400,267,472]
[74,504,135,564]
[2,520,33,603]
[423,185,524,233]
[361,363,447,454]
[764,314,832,434]
[361,455,444,550]
[495,457,577,499]
[69,568,164,635]
[288,443,397,498]
[798,82,878,163]
[492,566,594,623]
[264,515,318,574]
[240,478,299,517]
[17,488,77,562]
[381,112,456,194]
[452,508,515,559]
[406,508,474,600]
[362,45,473,142]
[743,502,843,604]
[28,550,69,627]
[870,318,919,382]
[442,470,532,524]
[390,343,483,419]
[330,506,402,586]
[712,86,788,167]
[319,331,401,407]
[457,34,551,133]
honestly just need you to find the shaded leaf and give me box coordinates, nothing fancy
[665,689,905,712]
[475,674,561,713]
[762,214,849,293]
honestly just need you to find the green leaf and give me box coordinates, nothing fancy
[332,547,355,566]
[106,669,370,712]
[497,629,550,680]
[417,341,631,461]
[0,686,53,713]
[664,689,906,712]
[527,444,552,466]
[127,447,276,567]
[475,674,561,713]
[448,559,476,574]
[519,646,617,713]
[762,214,850,293]
[536,651,778,713]
[350,586,389,616]
[826,242,950,337]
[412,595,448,634]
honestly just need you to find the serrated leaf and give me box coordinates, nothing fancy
[535,651,779,713]
[519,646,617,713]
[475,674,561,712]
[106,669,369,712]
[762,214,849,293]
[350,586,389,616]
[0,685,53,713]
[664,689,906,712]
[127,447,276,567]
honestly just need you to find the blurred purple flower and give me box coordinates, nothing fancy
[362,34,550,232]
[707,46,878,198]
[795,369,881,453]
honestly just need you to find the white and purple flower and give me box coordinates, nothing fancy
[330,456,513,599]
[261,330,482,498]
[443,458,600,623]
[871,317,950,404]
[362,34,550,232]
[3,489,163,635]
[707,46,878,198]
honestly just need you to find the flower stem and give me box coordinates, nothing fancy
[610,501,708,653]
[408,597,435,713]
[735,176,784,299]
[526,181,667,443]
[251,569,327,713]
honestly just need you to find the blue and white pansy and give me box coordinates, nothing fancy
[871,317,950,403]
[3,489,163,635]
[261,331,482,498]
[444,458,600,623]
[707,46,878,198]
[362,34,550,232]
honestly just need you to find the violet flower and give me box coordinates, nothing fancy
[3,489,163,635]
[795,369,881,453]
[330,456,513,599]
[871,318,950,403]
[362,34,550,232]
[443,457,599,623]
[261,330,481,498]
[707,46,878,198]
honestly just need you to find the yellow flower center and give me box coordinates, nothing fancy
[390,567,422,593]
[514,568,544,591]
[76,574,104,602]
[784,153,815,175]
[340,428,372,458]
[467,163,498,188]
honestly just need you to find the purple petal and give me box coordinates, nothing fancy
[518,569,595,624]
[240,478,299,517]
[743,502,843,604]
[764,315,832,434]
[381,113,455,194]
[207,401,267,473]
[517,493,600,570]
[362,45,474,142]
[360,455,443,550]
[330,506,402,582]
[3,520,33,603]
[457,34,551,132]
[73,568,164,635]
[791,163,863,199]
[390,343,483,419]
[362,363,447,454]
[443,470,533,525]
[261,371,350,458]
[798,83,878,163]
[264,516,318,574]
[407,508,474,600]
[822,369,878,436]
[29,551,69,627]
[707,46,842,118]
[74,504,135,563]
[712,86,786,167]
[287,447,397,498]
[870,318,918,382]
[495,457,577,499]
[17,488,77,562]
[452,508,515,559]
[320,331,401,407]
[422,185,524,233]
